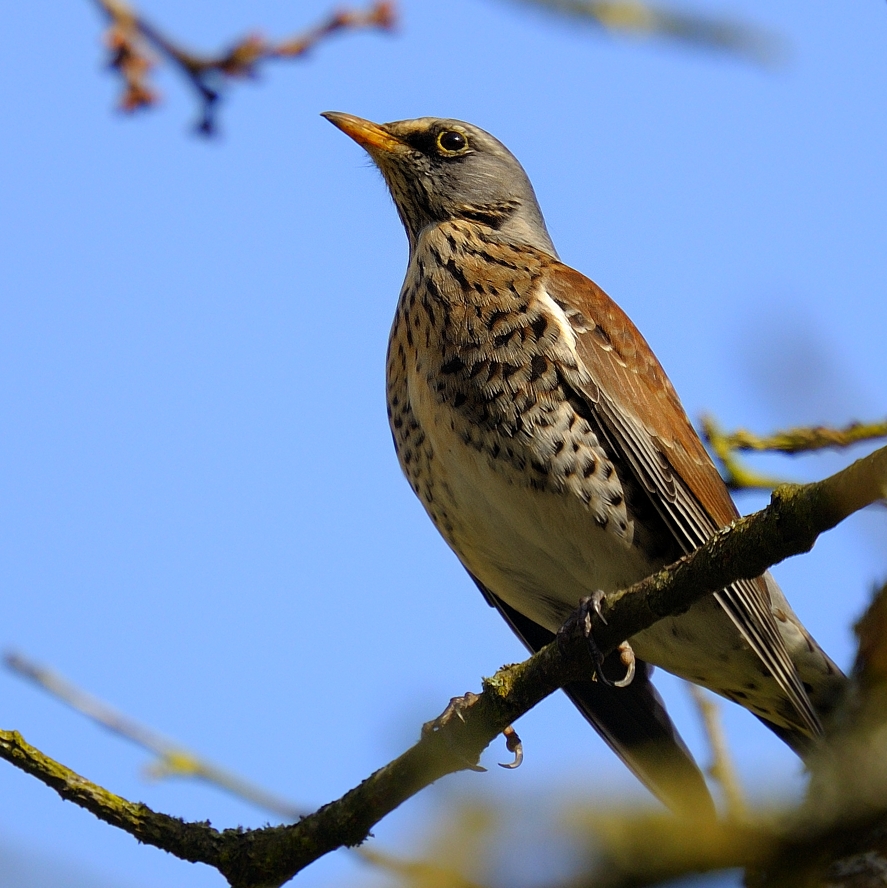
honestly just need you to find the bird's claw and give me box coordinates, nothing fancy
[559,592,635,688]
[612,640,636,688]
[422,692,487,772]
[423,694,525,772]
[498,724,523,769]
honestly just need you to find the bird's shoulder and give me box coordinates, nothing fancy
[537,259,740,529]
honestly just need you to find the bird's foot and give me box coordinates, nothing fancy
[558,592,636,688]
[421,692,487,772]
[421,692,524,771]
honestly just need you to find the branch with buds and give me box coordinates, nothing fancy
[92,0,396,133]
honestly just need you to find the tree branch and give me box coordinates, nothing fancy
[92,0,397,133]
[702,415,887,491]
[2,444,885,887]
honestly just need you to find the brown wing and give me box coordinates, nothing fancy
[543,265,820,737]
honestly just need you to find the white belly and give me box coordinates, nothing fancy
[406,367,653,633]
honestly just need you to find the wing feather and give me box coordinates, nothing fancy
[543,266,821,737]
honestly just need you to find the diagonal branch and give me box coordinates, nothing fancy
[1,445,885,887]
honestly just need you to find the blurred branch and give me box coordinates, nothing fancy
[705,416,887,455]
[358,846,487,888]
[4,651,475,883]
[702,415,887,491]
[689,686,746,821]
[1,444,885,886]
[92,0,396,133]
[3,651,303,821]
[506,0,782,65]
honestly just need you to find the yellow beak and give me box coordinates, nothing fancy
[321,111,406,156]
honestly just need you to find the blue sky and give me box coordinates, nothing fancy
[2,2,886,886]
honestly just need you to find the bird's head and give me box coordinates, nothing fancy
[322,112,557,257]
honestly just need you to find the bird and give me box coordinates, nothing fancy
[322,111,846,815]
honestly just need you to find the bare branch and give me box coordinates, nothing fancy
[1,445,885,886]
[4,652,303,821]
[90,0,397,133]
[702,415,887,491]
[505,0,782,65]
[689,687,746,821]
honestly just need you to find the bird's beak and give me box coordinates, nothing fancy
[322,111,406,156]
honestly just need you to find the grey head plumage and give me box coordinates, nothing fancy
[322,113,558,258]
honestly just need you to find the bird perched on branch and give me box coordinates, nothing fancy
[323,111,845,815]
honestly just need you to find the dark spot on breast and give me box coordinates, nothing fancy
[445,258,470,290]
[494,329,516,348]
[453,393,466,408]
[502,363,520,381]
[553,439,565,456]
[531,460,548,476]
[468,361,486,379]
[582,458,596,478]
[608,492,624,508]
[425,274,442,301]
[531,316,548,339]
[486,309,507,331]
[441,357,465,375]
[530,355,548,381]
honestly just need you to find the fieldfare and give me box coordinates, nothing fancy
[323,112,846,815]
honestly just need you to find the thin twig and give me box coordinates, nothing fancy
[689,686,746,821]
[90,0,397,133]
[4,652,303,821]
[507,0,783,65]
[705,416,887,456]
[702,416,887,491]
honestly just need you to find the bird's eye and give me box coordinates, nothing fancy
[436,130,468,154]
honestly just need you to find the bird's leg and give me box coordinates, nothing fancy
[421,692,524,771]
[421,691,488,772]
[558,591,636,688]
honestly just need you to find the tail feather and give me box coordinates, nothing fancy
[473,575,715,818]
